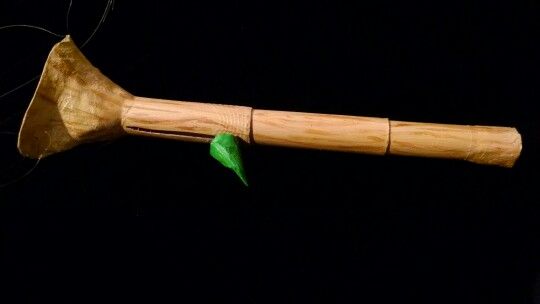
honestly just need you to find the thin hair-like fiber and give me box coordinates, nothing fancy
[0,0,115,100]
[66,0,73,33]
[0,75,40,99]
[0,157,42,188]
[0,0,116,187]
[0,24,64,37]
[82,0,114,48]
[0,131,47,188]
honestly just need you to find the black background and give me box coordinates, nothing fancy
[0,0,539,303]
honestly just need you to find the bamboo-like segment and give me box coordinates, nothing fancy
[388,121,521,167]
[251,110,389,155]
[17,36,522,167]
[122,97,252,143]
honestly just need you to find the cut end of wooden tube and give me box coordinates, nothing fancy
[17,36,132,159]
[466,126,522,168]
[388,121,522,168]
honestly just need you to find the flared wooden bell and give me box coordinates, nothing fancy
[18,36,132,158]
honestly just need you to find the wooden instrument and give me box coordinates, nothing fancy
[18,36,522,167]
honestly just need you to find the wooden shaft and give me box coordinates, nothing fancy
[251,109,389,155]
[120,97,521,167]
[122,97,252,143]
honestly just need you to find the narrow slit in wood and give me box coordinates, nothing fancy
[125,126,215,140]
[385,119,391,155]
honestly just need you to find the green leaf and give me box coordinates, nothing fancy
[210,133,248,186]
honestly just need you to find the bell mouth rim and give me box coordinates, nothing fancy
[17,35,74,159]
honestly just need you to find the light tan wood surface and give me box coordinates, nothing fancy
[388,121,521,167]
[122,97,252,144]
[252,110,389,155]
